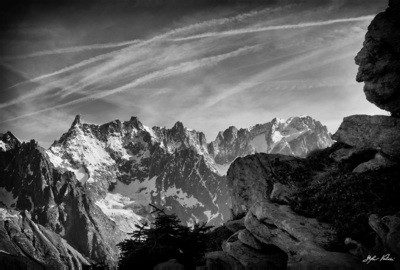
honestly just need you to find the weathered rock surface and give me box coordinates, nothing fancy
[332,115,400,158]
[153,259,185,270]
[355,0,400,115]
[225,151,380,269]
[352,152,396,173]
[0,140,125,267]
[329,146,359,162]
[222,239,287,270]
[227,153,307,217]
[225,218,245,233]
[237,229,264,251]
[270,183,293,204]
[245,203,360,269]
[205,251,244,270]
[0,208,90,269]
[369,214,400,259]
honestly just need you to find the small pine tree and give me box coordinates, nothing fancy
[117,205,212,270]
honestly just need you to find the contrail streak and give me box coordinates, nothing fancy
[0,40,142,61]
[3,6,273,91]
[0,45,261,123]
[173,15,375,41]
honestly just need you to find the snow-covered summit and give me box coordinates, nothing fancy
[209,115,333,165]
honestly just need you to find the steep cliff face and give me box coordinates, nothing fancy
[0,139,125,267]
[0,208,90,269]
[355,0,400,116]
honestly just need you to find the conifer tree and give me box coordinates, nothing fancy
[118,204,212,270]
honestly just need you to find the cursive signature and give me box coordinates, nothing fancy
[363,254,395,264]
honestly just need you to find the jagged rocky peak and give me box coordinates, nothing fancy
[0,131,21,151]
[71,114,81,127]
[209,115,333,164]
[355,0,400,116]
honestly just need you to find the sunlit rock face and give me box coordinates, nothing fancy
[209,116,333,165]
[332,115,400,158]
[355,0,400,116]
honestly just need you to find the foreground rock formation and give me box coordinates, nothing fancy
[355,0,400,116]
[201,1,400,268]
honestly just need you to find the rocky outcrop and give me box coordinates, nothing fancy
[245,203,359,269]
[332,115,400,158]
[0,208,90,269]
[223,153,392,269]
[204,251,244,270]
[226,154,307,217]
[154,259,184,270]
[369,214,400,260]
[355,0,400,116]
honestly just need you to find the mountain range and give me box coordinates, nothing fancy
[0,115,333,267]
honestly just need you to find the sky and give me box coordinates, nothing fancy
[0,0,388,147]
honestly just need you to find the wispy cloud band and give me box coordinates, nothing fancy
[173,15,374,41]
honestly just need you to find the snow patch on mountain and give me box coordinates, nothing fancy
[0,208,19,220]
[162,185,204,208]
[0,141,6,152]
[113,177,157,205]
[249,133,268,153]
[95,193,143,233]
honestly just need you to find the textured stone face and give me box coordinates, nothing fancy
[355,2,400,115]
[0,141,125,267]
[0,209,90,269]
[226,153,307,217]
[332,115,400,158]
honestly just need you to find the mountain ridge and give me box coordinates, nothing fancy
[0,114,333,267]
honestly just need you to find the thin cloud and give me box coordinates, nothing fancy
[4,6,273,90]
[173,15,375,41]
[0,45,261,123]
[0,40,142,61]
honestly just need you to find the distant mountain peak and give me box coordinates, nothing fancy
[71,114,81,127]
[0,131,21,151]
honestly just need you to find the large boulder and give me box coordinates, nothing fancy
[226,154,308,217]
[205,251,244,270]
[369,214,400,259]
[222,239,287,270]
[355,0,400,116]
[332,115,400,158]
[153,259,184,270]
[244,203,360,269]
